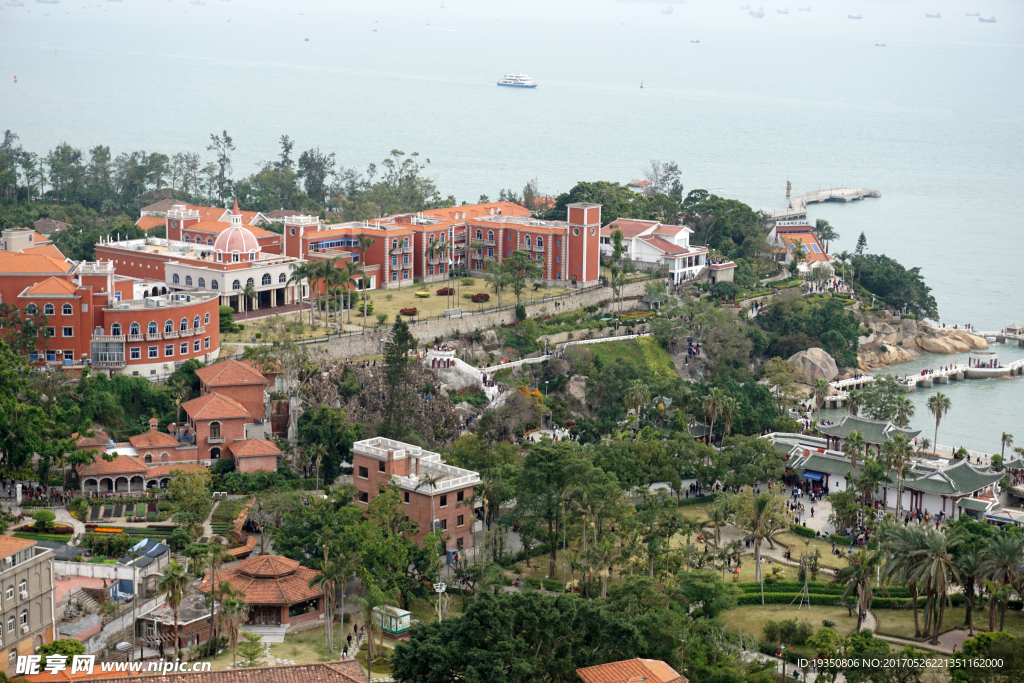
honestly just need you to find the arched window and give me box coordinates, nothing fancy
[179,318,188,331]
[211,447,221,459]
[487,230,494,241]
[144,454,152,464]
[129,323,140,335]
[204,312,210,324]
[198,277,205,288]
[232,280,240,291]
[211,280,219,290]
[279,273,287,283]
[62,303,73,315]
[429,234,435,244]
[148,321,158,335]
[537,236,543,247]
[43,303,55,316]
[246,278,254,288]
[207,238,214,246]
[184,235,191,244]
[110,323,121,336]
[391,239,398,250]
[262,273,271,286]
[476,229,482,240]
[209,422,221,438]
[26,304,37,316]
[164,320,173,333]
[232,253,240,263]
[402,238,409,248]
[193,316,200,329]
[185,275,193,286]
[525,235,532,246]
[172,273,180,284]
[249,252,255,261]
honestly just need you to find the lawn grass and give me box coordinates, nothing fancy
[772,532,846,571]
[588,337,676,379]
[265,623,348,665]
[13,532,73,543]
[720,604,860,641]
[354,643,392,675]
[874,605,1024,640]
[222,312,330,344]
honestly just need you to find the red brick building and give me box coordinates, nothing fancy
[229,438,282,474]
[181,392,251,463]
[199,555,323,629]
[352,437,480,552]
[195,358,269,420]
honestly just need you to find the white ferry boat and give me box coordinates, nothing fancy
[749,7,764,18]
[497,74,537,88]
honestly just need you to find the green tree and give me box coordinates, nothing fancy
[949,632,1024,683]
[855,232,867,256]
[236,631,267,668]
[206,130,235,203]
[157,560,191,659]
[979,535,1024,632]
[927,392,952,455]
[500,250,543,306]
[380,315,417,439]
[732,488,790,604]
[831,550,883,632]
[296,405,360,485]
[813,219,839,253]
[677,570,740,619]
[216,594,249,668]
[35,638,86,667]
[842,430,867,474]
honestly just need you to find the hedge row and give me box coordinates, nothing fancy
[737,592,846,607]
[635,494,717,512]
[521,577,564,592]
[737,582,845,595]
[790,525,816,539]
[499,542,553,568]
[830,534,854,546]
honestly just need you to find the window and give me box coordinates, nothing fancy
[204,337,210,349]
[126,322,138,336]
[185,275,193,286]
[232,280,240,291]
[810,243,822,254]
[26,304,37,316]
[358,466,368,479]
[488,231,494,241]
[209,422,220,438]
[249,252,255,261]
[488,248,493,257]
[279,273,287,283]
[164,345,174,357]
[403,271,409,280]
[5,586,12,600]
[110,323,121,336]
[44,327,55,339]
[457,491,464,502]
[402,238,409,248]
[525,235,531,246]
[193,315,200,328]
[262,273,271,286]
[172,273,180,284]
[440,494,448,508]
[391,272,397,282]
[211,280,219,290]
[198,277,205,288]
[391,256,397,267]
[194,340,200,352]
[246,278,254,288]
[439,519,447,530]
[290,228,296,236]
[144,454,152,464]
[180,342,188,354]
[573,228,580,236]
[391,239,398,250]
[359,491,369,503]
[43,303,54,315]
[184,235,191,244]
[204,312,210,324]
[179,318,188,331]
[475,229,482,239]
[233,253,240,263]
[20,610,27,627]
[148,347,158,359]
[403,491,410,504]
[7,648,14,662]
[148,321,157,334]
[537,237,543,247]
[457,515,464,527]
[378,461,386,473]
[403,255,409,264]
[62,303,72,315]
[130,348,140,360]
[428,266,434,276]
[207,238,214,246]
[164,319,173,333]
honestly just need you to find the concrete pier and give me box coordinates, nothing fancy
[768,186,881,220]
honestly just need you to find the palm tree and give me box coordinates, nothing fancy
[241,281,257,333]
[356,235,376,333]
[882,433,914,517]
[882,525,927,637]
[310,557,339,652]
[956,550,983,635]
[912,527,961,643]
[735,491,774,604]
[705,499,730,550]
[854,455,890,509]
[216,594,249,668]
[918,437,931,455]
[592,537,621,598]
[624,379,650,416]
[287,261,313,325]
[721,397,740,437]
[345,262,364,325]
[842,430,867,474]
[812,378,830,422]
[979,535,1024,632]
[894,395,915,428]
[846,389,862,417]
[157,560,191,659]
[813,219,839,254]
[200,547,234,652]
[618,528,646,577]
[356,578,398,667]
[927,392,952,455]
[831,550,882,632]
[702,388,727,444]
[1001,433,1013,460]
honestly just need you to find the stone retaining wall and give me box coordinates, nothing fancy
[317,281,650,359]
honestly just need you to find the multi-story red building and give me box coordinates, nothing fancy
[352,437,480,553]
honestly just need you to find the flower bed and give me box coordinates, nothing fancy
[436,287,454,296]
[16,523,74,535]
[471,293,490,303]
[399,307,418,316]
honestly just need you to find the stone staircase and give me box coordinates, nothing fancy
[68,588,101,614]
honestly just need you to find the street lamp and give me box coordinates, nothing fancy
[432,582,447,622]
[545,380,548,398]
[380,338,385,363]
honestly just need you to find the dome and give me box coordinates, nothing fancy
[213,225,261,254]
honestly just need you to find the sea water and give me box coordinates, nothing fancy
[1,0,1021,445]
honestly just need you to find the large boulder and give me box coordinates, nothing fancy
[788,347,839,384]
[480,329,501,350]
[567,375,588,402]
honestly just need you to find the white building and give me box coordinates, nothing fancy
[599,218,709,282]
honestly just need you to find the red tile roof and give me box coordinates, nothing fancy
[21,276,78,296]
[182,393,251,420]
[78,454,149,478]
[422,201,531,222]
[576,659,685,683]
[199,555,323,605]
[135,216,166,231]
[0,536,37,559]
[195,359,269,387]
[183,220,278,239]
[601,218,659,239]
[144,463,206,479]
[639,235,687,256]
[129,428,181,449]
[0,251,74,274]
[37,663,366,683]
[230,438,281,458]
[781,232,833,263]
[21,243,68,261]
[75,429,111,450]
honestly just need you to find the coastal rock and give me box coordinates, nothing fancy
[480,329,501,350]
[788,347,839,384]
[567,375,588,402]
[860,345,917,369]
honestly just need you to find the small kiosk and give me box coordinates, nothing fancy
[374,606,412,638]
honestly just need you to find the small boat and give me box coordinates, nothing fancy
[924,12,940,19]
[36,0,60,4]
[13,75,16,83]
[798,6,810,10]
[979,16,996,23]
[690,40,700,43]
[985,336,998,343]
[777,8,789,14]
[640,80,644,89]
[662,5,673,14]
[497,73,538,88]
[965,12,980,17]
[875,43,886,47]
[749,7,764,18]
[304,38,309,41]
[848,13,862,19]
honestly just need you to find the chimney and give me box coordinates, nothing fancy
[148,418,159,432]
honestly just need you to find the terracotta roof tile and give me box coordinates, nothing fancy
[0,251,74,274]
[0,536,37,559]
[601,218,659,239]
[421,201,531,222]
[78,454,149,477]
[33,218,70,235]
[229,438,281,458]
[639,235,687,256]
[21,276,78,296]
[38,663,366,683]
[135,216,166,231]
[182,393,251,420]
[184,220,277,238]
[21,244,68,261]
[144,463,206,479]
[199,555,323,605]
[76,429,112,449]
[195,359,270,387]
[129,428,182,449]
[577,659,685,683]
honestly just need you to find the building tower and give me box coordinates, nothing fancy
[565,202,602,284]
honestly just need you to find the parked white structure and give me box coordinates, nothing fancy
[599,218,709,282]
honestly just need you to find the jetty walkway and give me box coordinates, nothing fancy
[768,186,881,220]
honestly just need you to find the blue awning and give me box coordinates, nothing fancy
[803,471,825,481]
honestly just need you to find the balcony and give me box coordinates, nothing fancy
[93,360,126,369]
[427,256,444,265]
[402,245,414,254]
[91,334,125,343]
[180,328,194,337]
[126,334,144,342]
[207,436,226,444]
[146,333,162,341]
[164,330,179,339]
[196,326,206,334]
[531,244,545,252]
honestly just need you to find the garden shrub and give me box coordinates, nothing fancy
[471,292,490,303]
[436,287,454,296]
[399,307,418,316]
[415,291,430,299]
